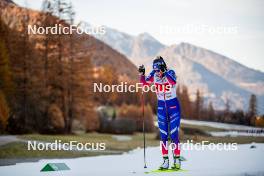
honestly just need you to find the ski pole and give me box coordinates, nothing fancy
[142,91,147,168]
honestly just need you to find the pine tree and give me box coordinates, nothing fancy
[222,98,231,123]
[208,101,215,121]
[248,94,257,125]
[248,94,257,117]
[194,89,203,119]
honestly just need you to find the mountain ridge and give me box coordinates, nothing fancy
[90,25,264,112]
[171,42,264,95]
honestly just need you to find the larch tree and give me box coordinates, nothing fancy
[179,85,192,119]
[0,23,13,132]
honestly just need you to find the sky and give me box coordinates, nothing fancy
[13,0,264,72]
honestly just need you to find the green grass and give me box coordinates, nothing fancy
[0,132,159,159]
[18,132,158,152]
[0,142,105,159]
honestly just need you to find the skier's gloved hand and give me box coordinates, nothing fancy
[160,64,167,73]
[138,65,145,75]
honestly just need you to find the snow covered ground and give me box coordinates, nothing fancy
[182,119,264,137]
[181,119,264,131]
[210,131,264,137]
[0,143,263,176]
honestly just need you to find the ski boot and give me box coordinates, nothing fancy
[171,156,181,170]
[159,156,169,170]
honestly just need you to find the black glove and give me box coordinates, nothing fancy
[138,65,145,75]
[160,64,167,72]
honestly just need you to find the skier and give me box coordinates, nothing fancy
[138,56,181,170]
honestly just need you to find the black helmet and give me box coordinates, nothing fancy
[153,56,167,70]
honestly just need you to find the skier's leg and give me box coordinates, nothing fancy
[167,98,181,169]
[167,98,181,156]
[157,100,169,169]
[157,100,169,156]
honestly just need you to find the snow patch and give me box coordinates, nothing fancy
[182,119,264,131]
[0,144,264,176]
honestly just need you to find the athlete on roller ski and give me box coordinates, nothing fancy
[138,56,182,170]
